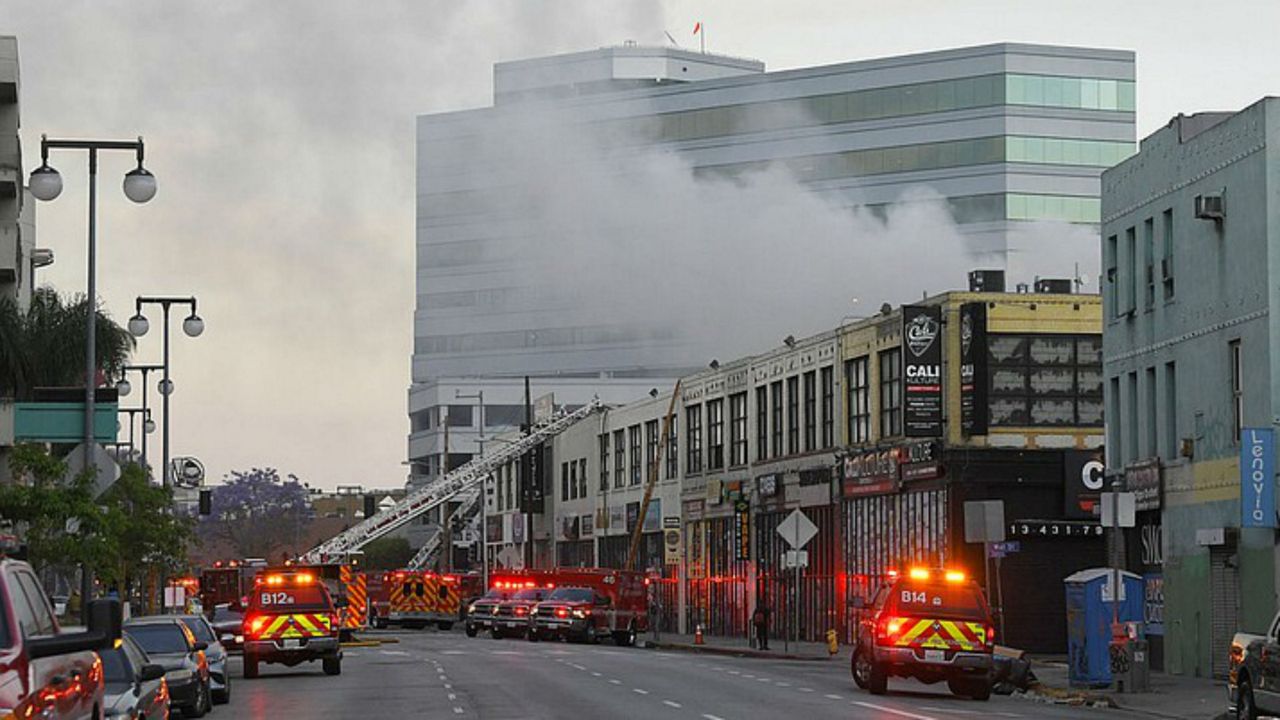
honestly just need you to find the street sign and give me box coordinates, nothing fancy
[1100,492,1137,528]
[776,508,818,549]
[987,541,1020,558]
[62,443,122,498]
[784,549,809,568]
[963,500,1005,543]
[172,456,205,488]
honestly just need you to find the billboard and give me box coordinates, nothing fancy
[958,302,989,435]
[1064,449,1106,520]
[1241,428,1276,528]
[902,305,943,437]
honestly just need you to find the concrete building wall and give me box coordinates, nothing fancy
[1102,99,1279,677]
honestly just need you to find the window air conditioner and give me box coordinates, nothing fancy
[1195,193,1225,221]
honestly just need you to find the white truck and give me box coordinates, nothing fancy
[1229,610,1280,718]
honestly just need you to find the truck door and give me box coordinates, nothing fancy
[1261,615,1280,702]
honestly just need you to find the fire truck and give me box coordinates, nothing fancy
[199,558,266,610]
[527,568,649,646]
[368,571,391,629]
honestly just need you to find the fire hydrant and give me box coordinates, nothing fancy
[694,624,704,645]
[826,629,839,656]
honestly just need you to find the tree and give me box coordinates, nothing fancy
[97,464,194,593]
[198,468,313,559]
[0,287,135,400]
[361,536,414,571]
[0,444,114,572]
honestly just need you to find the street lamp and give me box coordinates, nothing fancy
[117,407,151,465]
[129,296,203,487]
[29,134,156,623]
[119,364,163,476]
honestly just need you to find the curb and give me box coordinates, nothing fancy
[341,640,383,648]
[645,640,832,662]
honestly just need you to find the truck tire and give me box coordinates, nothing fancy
[465,624,478,638]
[323,656,342,676]
[527,628,540,642]
[244,653,260,679]
[491,627,504,640]
[1238,677,1259,720]
[949,677,990,701]
[853,647,887,695]
[613,621,637,647]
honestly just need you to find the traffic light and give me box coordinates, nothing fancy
[364,494,377,519]
[198,489,212,516]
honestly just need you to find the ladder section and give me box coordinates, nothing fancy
[406,487,479,571]
[300,398,602,563]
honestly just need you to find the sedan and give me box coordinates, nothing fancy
[125,617,212,718]
[178,614,231,704]
[101,635,170,720]
[208,604,243,654]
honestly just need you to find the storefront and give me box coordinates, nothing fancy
[1123,459,1164,671]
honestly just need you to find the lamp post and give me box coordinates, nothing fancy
[29,135,156,622]
[117,364,163,476]
[117,407,153,465]
[128,297,203,487]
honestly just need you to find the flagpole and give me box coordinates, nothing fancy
[701,24,706,53]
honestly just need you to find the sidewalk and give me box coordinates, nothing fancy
[643,631,842,662]
[1027,660,1227,720]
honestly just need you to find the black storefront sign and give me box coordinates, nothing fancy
[841,449,899,498]
[1063,449,1106,520]
[1126,460,1162,512]
[903,305,943,437]
[900,440,942,482]
[959,302,989,436]
[625,501,640,534]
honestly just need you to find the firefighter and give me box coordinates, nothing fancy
[752,602,771,651]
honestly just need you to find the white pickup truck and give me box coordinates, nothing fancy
[1229,611,1280,718]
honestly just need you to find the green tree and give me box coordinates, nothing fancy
[98,464,194,593]
[0,444,115,572]
[0,287,136,400]
[361,536,414,571]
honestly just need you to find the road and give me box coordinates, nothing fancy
[219,630,1135,720]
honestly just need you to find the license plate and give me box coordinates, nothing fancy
[924,649,945,663]
[506,621,522,628]
[283,638,301,649]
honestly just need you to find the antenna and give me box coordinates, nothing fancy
[1073,262,1088,290]
[664,31,679,47]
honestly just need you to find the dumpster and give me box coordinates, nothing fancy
[1064,568,1144,688]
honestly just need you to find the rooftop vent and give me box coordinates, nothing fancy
[1034,278,1073,294]
[968,269,1005,293]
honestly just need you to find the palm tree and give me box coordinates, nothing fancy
[0,288,135,400]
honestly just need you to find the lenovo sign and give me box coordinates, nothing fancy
[902,305,943,437]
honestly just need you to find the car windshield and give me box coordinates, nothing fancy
[126,624,190,654]
[512,588,545,601]
[885,582,990,621]
[480,589,509,601]
[100,648,131,684]
[549,588,593,602]
[180,617,215,642]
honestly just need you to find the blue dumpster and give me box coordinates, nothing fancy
[1064,568,1144,688]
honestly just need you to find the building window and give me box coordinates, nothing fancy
[613,429,625,489]
[686,405,704,474]
[645,420,659,482]
[770,381,783,457]
[578,458,587,499]
[821,366,834,449]
[629,425,642,486]
[1127,372,1138,462]
[666,414,679,479]
[846,357,870,443]
[787,376,800,455]
[803,371,817,452]
[1125,226,1137,315]
[1164,362,1177,461]
[755,386,768,461]
[729,392,748,466]
[707,399,725,471]
[598,434,609,492]
[505,464,513,510]
[1143,218,1155,310]
[1105,234,1118,318]
[561,461,570,502]
[1108,376,1121,465]
[1231,340,1243,443]
[1145,367,1157,459]
[1162,208,1175,300]
[879,349,903,437]
[497,464,506,512]
[988,335,1103,427]
[445,404,473,427]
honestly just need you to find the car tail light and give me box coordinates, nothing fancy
[876,615,905,642]
[246,614,269,638]
[985,624,996,648]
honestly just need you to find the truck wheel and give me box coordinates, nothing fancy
[323,656,342,676]
[465,624,478,638]
[1238,678,1259,720]
[852,647,869,689]
[613,622,637,647]
[854,648,888,695]
[244,653,260,679]
[491,627,504,639]
[585,625,598,645]
[527,628,540,642]
[949,676,990,701]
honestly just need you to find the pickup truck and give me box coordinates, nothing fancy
[1228,610,1280,718]
[0,555,123,719]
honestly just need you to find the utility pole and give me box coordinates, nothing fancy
[523,376,533,569]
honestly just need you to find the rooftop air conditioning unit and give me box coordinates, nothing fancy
[1195,193,1225,222]
[968,269,1006,293]
[1034,278,1073,294]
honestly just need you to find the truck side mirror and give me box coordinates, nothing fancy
[29,599,122,659]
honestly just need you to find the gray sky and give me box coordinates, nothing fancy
[6,0,1278,490]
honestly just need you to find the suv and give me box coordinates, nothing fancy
[0,555,120,720]
[242,569,343,678]
[530,587,611,643]
[851,568,995,700]
[491,587,550,639]
[465,587,512,638]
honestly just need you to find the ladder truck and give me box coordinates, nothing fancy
[299,399,603,570]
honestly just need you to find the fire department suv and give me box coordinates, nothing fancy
[242,569,344,678]
[851,568,996,700]
[529,569,648,646]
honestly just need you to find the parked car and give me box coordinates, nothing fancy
[124,617,212,717]
[208,604,243,653]
[101,634,170,719]
[178,614,231,704]
[1229,609,1280,718]
[0,553,120,720]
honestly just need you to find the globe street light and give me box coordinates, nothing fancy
[119,364,163,475]
[131,296,202,487]
[29,134,155,624]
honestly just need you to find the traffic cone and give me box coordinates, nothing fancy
[694,624,704,645]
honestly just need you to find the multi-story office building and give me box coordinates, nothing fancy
[410,42,1134,492]
[1102,100,1280,678]
[477,282,1105,653]
[1,36,42,311]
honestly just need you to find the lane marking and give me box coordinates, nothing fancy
[570,663,587,670]
[633,688,649,695]
[756,677,770,682]
[728,670,741,675]
[444,684,452,690]
[452,708,463,715]
[852,701,940,720]
[441,650,467,655]
[741,673,755,679]
[448,693,457,701]
[825,694,843,700]
[609,679,622,685]
[798,687,814,692]
[703,715,726,720]
[380,650,410,656]
[663,700,682,708]
[922,708,979,716]
[775,682,791,687]
[591,672,602,677]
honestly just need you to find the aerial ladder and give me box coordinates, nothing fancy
[406,487,480,571]
[300,398,603,565]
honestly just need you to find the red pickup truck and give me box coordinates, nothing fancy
[0,555,122,719]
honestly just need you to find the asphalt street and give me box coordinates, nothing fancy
[219,630,1138,720]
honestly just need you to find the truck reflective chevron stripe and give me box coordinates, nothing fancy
[300,399,603,564]
[259,613,333,640]
[892,619,986,651]
[390,574,432,616]
[343,570,368,629]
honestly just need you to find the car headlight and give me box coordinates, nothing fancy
[165,668,194,684]
[572,609,588,619]
[468,603,477,614]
